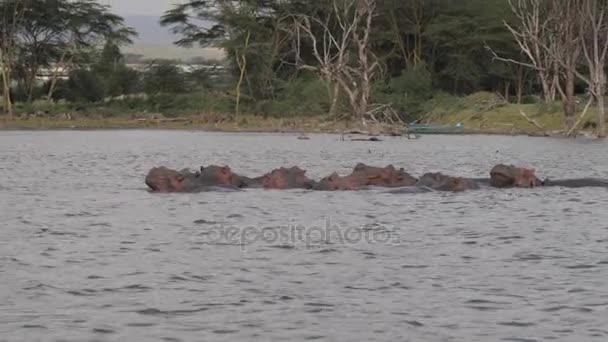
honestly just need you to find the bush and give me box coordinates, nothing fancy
[143,62,187,95]
[104,65,141,97]
[373,65,434,122]
[256,74,331,117]
[66,69,105,102]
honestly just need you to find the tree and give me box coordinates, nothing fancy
[161,0,289,117]
[3,0,135,102]
[287,0,381,121]
[577,0,608,137]
[94,40,139,97]
[143,61,187,95]
[0,0,25,117]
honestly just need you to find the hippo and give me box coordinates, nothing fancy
[541,178,608,188]
[417,172,480,192]
[145,165,248,192]
[197,165,250,187]
[145,167,192,192]
[490,164,542,188]
[348,163,417,187]
[259,166,316,189]
[313,173,362,191]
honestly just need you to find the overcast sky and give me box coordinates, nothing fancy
[110,0,180,16]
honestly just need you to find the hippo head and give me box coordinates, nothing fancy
[490,164,542,188]
[199,165,244,187]
[314,172,360,191]
[262,166,315,189]
[145,167,188,192]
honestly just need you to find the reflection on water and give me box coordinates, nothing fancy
[1,131,608,342]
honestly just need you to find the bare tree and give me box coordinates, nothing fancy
[288,0,381,121]
[578,0,608,137]
[502,0,559,103]
[536,0,608,137]
[546,0,582,129]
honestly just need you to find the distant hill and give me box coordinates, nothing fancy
[122,15,224,62]
[123,43,225,62]
[124,15,175,44]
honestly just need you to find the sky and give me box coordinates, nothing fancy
[110,0,181,16]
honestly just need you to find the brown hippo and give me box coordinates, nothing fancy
[348,163,417,187]
[314,173,361,191]
[198,165,248,187]
[490,164,542,188]
[260,166,316,189]
[417,172,480,192]
[146,167,186,192]
[146,165,248,192]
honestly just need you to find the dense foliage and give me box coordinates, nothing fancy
[2,0,607,134]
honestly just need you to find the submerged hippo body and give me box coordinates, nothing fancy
[146,163,608,193]
[349,163,418,187]
[314,173,362,191]
[490,164,542,188]
[260,166,316,189]
[146,165,248,192]
[417,172,480,192]
[542,178,608,188]
[198,165,249,188]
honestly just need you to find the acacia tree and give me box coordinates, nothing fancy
[46,0,136,101]
[161,0,288,117]
[287,0,380,121]
[11,0,135,102]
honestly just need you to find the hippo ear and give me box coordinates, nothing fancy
[200,166,205,172]
[176,174,185,182]
[221,166,230,174]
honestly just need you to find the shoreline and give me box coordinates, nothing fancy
[0,117,578,137]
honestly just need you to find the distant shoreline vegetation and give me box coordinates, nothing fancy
[1,0,607,137]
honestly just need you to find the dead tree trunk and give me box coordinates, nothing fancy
[288,0,380,121]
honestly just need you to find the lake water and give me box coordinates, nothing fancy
[1,130,608,342]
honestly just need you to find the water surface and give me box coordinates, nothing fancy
[1,131,608,341]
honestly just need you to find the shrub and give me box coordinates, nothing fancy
[373,65,434,122]
[66,69,105,102]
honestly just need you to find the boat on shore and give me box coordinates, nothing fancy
[406,123,465,135]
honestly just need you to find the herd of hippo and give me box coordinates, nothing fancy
[145,163,608,193]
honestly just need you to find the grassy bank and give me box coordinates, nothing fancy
[426,92,598,135]
[0,92,595,135]
[0,114,369,133]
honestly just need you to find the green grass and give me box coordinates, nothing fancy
[425,92,598,134]
[2,91,601,135]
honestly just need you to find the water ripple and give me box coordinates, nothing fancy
[2,132,608,342]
